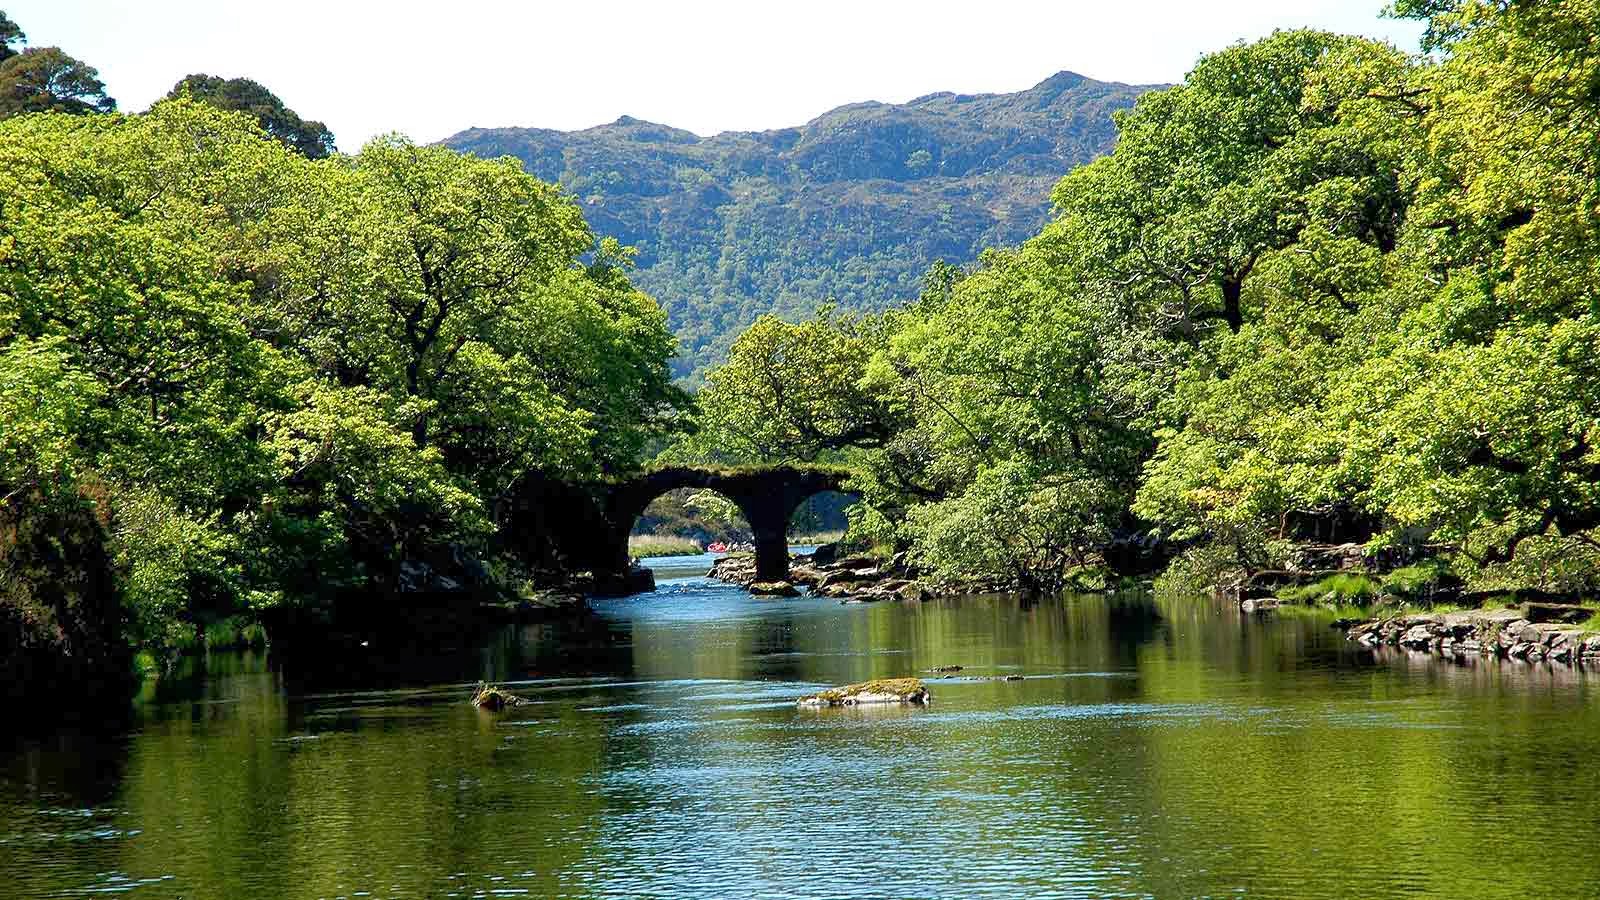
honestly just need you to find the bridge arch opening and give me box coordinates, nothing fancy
[629,487,751,557]
[593,466,855,588]
[788,490,857,547]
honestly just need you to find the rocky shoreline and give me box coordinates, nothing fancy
[708,548,960,603]
[1346,606,1600,666]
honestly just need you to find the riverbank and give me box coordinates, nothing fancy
[1345,606,1600,666]
[708,549,960,602]
[627,535,706,558]
[1210,540,1600,668]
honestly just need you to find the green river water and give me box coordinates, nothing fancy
[5,556,1600,898]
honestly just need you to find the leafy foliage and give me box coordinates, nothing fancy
[689,311,896,462]
[695,5,1600,595]
[0,100,683,666]
[0,12,23,62]
[0,46,114,116]
[168,74,336,158]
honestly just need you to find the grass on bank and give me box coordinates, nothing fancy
[1272,565,1600,623]
[629,531,847,558]
[628,534,704,558]
[1276,573,1381,605]
[788,530,845,546]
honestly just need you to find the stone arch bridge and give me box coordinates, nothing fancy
[509,465,854,594]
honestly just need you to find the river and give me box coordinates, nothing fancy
[5,554,1600,898]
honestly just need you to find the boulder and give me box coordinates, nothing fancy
[1400,625,1436,649]
[592,564,656,597]
[1476,607,1528,623]
[796,678,930,707]
[897,582,931,603]
[749,581,800,597]
[471,682,528,711]
[789,564,825,586]
[1524,603,1595,624]
[818,568,882,589]
[1543,628,1573,647]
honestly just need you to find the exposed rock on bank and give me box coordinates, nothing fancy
[796,677,930,707]
[709,548,944,602]
[749,581,801,597]
[471,682,529,710]
[1347,606,1600,666]
[479,588,590,621]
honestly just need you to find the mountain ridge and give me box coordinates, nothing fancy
[443,70,1161,377]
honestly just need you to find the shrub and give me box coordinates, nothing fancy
[1380,558,1462,606]
[0,484,133,711]
[1277,573,1381,605]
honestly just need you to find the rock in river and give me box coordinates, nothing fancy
[796,678,930,707]
[471,682,528,711]
[749,580,801,597]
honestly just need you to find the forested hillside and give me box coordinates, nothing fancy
[687,0,1600,602]
[443,72,1155,377]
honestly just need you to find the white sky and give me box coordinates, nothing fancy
[13,1,1424,150]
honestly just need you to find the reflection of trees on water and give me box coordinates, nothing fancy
[11,592,1600,897]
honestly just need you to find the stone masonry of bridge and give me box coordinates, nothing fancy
[601,466,852,587]
[508,465,854,595]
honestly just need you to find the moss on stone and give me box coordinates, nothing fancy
[796,677,929,707]
[471,681,527,710]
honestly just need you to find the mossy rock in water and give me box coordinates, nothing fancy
[471,682,528,710]
[749,581,800,597]
[796,677,929,707]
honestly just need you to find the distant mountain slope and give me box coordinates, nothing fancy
[443,71,1158,378]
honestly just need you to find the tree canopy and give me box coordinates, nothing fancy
[167,74,335,158]
[0,99,683,661]
[0,46,115,116]
[690,1,1600,597]
[0,12,24,62]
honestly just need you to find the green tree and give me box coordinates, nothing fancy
[0,46,115,117]
[0,12,25,63]
[1051,30,1413,340]
[692,311,896,463]
[0,98,685,667]
[1136,0,1600,587]
[861,243,1153,587]
[167,74,336,159]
